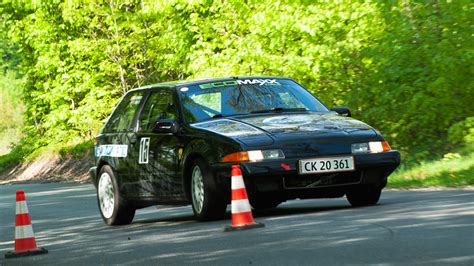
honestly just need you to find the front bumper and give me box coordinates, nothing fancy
[211,151,401,198]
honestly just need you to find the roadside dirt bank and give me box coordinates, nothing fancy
[0,152,92,185]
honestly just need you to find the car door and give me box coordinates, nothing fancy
[133,90,185,202]
[99,91,145,196]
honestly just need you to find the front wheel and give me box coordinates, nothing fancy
[190,158,227,221]
[346,185,382,207]
[97,165,135,225]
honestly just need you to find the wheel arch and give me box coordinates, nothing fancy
[182,152,206,201]
[179,133,241,202]
[96,159,113,185]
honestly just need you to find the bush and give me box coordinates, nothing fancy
[448,117,474,145]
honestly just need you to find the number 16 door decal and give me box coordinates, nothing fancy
[139,137,150,164]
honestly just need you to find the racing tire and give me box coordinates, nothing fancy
[190,158,227,221]
[249,196,283,210]
[346,185,382,207]
[97,165,136,226]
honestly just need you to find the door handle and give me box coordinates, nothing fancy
[128,134,137,145]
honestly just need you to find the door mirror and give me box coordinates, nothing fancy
[331,106,351,117]
[152,119,178,134]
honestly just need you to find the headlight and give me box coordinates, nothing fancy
[351,143,370,153]
[223,149,285,162]
[351,141,391,154]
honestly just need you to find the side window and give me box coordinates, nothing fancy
[139,91,176,132]
[105,92,144,133]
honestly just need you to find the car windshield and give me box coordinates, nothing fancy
[178,78,329,123]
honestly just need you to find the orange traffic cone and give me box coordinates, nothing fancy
[224,165,264,232]
[5,190,48,259]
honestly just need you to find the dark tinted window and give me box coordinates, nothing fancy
[138,91,176,132]
[104,92,143,133]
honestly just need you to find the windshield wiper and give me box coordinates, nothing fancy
[212,113,248,119]
[250,107,308,114]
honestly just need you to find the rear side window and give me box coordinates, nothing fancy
[138,91,177,132]
[104,92,144,133]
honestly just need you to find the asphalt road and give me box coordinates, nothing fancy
[0,183,473,265]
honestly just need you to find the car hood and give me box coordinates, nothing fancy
[190,112,377,147]
[237,113,374,134]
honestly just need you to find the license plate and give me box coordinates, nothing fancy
[299,156,355,175]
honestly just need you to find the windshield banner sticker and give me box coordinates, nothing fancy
[95,145,128,158]
[236,79,280,86]
[199,80,238,89]
[191,119,263,137]
[199,79,281,89]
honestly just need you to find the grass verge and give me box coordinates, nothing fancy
[0,149,23,173]
[388,150,474,188]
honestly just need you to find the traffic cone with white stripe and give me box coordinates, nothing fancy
[5,190,48,259]
[224,165,264,232]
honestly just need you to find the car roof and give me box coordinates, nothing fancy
[126,76,292,94]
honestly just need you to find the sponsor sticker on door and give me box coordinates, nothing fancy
[95,145,128,158]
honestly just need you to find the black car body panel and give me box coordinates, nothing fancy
[90,77,400,209]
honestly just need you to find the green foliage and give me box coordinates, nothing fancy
[349,0,473,159]
[0,0,472,165]
[183,0,384,108]
[0,70,24,155]
[0,71,23,132]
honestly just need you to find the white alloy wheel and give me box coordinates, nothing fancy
[191,165,205,214]
[98,172,115,219]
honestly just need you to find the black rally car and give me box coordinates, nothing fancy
[90,77,400,225]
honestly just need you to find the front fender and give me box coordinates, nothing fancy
[179,136,241,200]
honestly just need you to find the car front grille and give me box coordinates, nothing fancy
[283,170,361,189]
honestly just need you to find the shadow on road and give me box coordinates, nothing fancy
[253,204,352,218]
[133,201,353,225]
[0,184,473,265]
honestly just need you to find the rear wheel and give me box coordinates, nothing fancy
[190,158,227,221]
[97,165,135,225]
[346,185,382,207]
